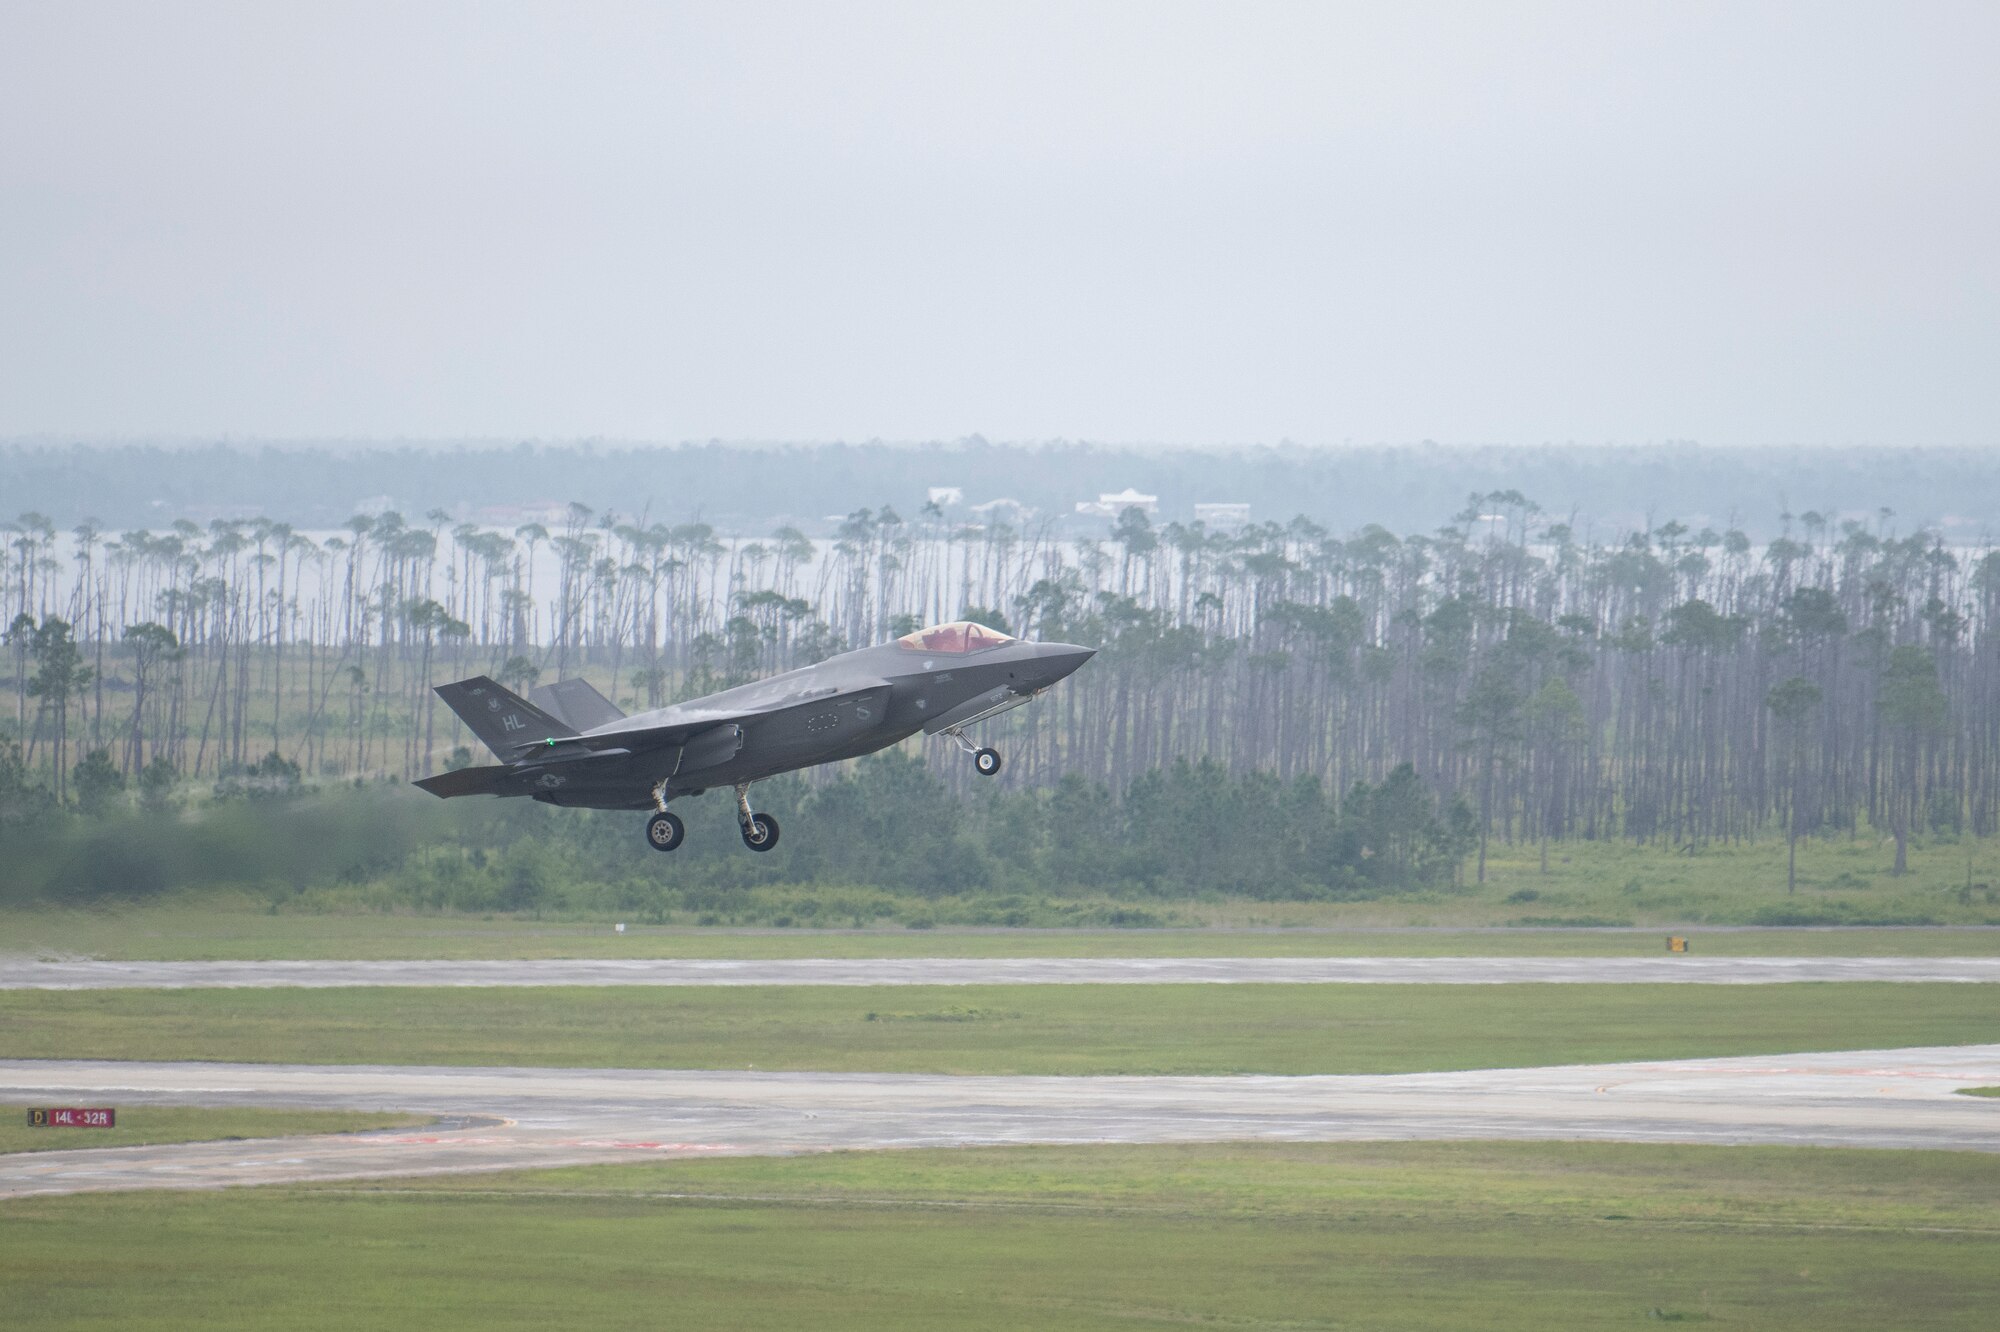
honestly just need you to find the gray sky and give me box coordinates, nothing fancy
[3,1,1995,445]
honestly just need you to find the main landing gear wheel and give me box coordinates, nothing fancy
[645,810,685,852]
[740,812,780,852]
[974,747,1003,776]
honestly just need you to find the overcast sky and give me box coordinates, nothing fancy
[2,2,1995,445]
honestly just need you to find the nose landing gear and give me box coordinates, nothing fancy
[942,725,1004,776]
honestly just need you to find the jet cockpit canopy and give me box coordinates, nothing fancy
[894,620,1016,654]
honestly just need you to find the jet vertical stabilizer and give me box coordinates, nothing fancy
[435,676,578,759]
[530,677,626,731]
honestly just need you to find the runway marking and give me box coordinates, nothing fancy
[561,1141,738,1151]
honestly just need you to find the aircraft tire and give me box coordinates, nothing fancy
[645,811,686,852]
[741,812,780,852]
[974,747,1003,776]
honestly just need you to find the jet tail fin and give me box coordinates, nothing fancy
[529,677,626,731]
[435,676,578,760]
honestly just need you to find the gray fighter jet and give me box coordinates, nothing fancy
[417,620,1094,852]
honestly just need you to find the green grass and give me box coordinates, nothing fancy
[6,896,2000,961]
[3,983,1994,1074]
[7,1141,1998,1329]
[0,1105,427,1154]
[1960,1086,2000,1098]
[1472,833,2000,927]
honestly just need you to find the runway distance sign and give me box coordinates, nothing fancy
[27,1108,115,1128]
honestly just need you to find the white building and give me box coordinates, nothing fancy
[472,500,572,529]
[1194,502,1251,528]
[1074,487,1159,518]
[970,496,1033,523]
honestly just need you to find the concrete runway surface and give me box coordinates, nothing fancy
[9,956,2000,989]
[4,1045,1998,1197]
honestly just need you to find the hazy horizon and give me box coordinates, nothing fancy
[5,2,1996,445]
[14,436,2000,541]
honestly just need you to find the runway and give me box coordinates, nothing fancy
[4,1045,1998,1197]
[9,955,2000,988]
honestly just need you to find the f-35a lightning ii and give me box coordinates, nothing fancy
[417,620,1094,853]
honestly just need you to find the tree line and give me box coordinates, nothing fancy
[5,492,1994,881]
[1,749,1471,918]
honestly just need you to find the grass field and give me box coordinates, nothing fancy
[0,1106,427,1154]
[6,1141,1997,1329]
[7,897,2000,962]
[1464,833,2000,926]
[8,834,1995,1327]
[3,982,1994,1074]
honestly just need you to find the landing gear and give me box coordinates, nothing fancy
[741,812,780,851]
[644,810,685,852]
[943,725,1004,777]
[736,784,780,852]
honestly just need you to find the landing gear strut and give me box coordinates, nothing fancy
[646,780,685,852]
[736,783,780,852]
[943,726,1004,777]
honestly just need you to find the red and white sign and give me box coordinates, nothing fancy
[27,1107,116,1128]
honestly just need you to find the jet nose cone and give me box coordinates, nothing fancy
[1036,642,1097,683]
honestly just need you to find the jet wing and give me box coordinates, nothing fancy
[561,682,892,781]
[582,678,893,747]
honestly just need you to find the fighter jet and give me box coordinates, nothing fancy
[417,620,1094,852]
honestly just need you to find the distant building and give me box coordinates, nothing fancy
[1074,487,1159,518]
[1194,502,1251,528]
[970,497,1033,524]
[472,501,571,529]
